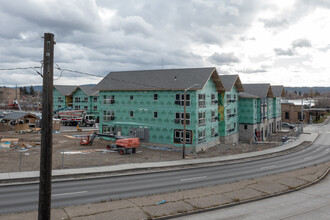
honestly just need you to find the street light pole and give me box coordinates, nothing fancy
[183,84,199,159]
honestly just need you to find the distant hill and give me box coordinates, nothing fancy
[284,87,330,94]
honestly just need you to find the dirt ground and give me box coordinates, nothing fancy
[0,128,297,173]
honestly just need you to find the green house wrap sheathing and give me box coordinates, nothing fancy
[238,98,259,124]
[218,87,239,136]
[53,85,77,111]
[99,79,219,149]
[273,97,281,118]
[95,67,225,151]
[72,87,100,118]
[53,88,66,111]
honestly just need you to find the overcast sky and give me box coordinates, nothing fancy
[1,0,330,87]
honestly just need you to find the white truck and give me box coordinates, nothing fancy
[58,110,95,127]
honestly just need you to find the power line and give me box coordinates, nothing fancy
[55,65,104,78]
[55,64,166,89]
[0,65,167,89]
[0,66,43,77]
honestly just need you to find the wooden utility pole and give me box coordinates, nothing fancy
[38,33,55,220]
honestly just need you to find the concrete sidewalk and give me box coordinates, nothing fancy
[0,132,318,183]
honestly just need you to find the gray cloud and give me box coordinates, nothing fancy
[0,0,327,87]
[292,39,312,48]
[274,48,295,56]
[208,52,240,65]
[259,18,288,28]
[240,36,256,41]
[237,68,267,74]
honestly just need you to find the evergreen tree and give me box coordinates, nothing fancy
[29,85,35,95]
[22,86,28,95]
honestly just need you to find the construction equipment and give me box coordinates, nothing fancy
[54,106,71,115]
[58,110,95,127]
[80,132,140,155]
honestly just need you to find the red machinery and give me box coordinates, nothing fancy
[80,132,140,155]
[106,138,140,155]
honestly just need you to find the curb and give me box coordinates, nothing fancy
[156,163,330,220]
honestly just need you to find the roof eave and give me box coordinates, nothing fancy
[234,75,244,92]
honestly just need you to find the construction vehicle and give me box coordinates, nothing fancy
[80,132,140,155]
[54,106,72,115]
[58,110,95,127]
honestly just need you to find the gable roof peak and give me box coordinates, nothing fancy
[219,74,244,92]
[242,83,274,98]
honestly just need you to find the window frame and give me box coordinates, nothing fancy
[198,129,206,143]
[175,112,190,125]
[173,129,192,144]
[198,94,206,108]
[175,93,190,106]
[103,110,115,121]
[198,111,206,126]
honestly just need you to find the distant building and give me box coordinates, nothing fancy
[53,85,77,111]
[0,87,20,105]
[282,102,311,124]
[72,85,100,118]
[53,85,100,118]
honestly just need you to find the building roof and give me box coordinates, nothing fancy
[94,67,225,92]
[239,92,259,99]
[242,84,274,98]
[219,75,244,92]
[54,85,77,96]
[3,112,38,121]
[77,85,99,96]
[271,85,285,97]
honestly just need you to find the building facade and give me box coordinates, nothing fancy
[53,85,77,111]
[72,85,100,118]
[0,87,20,104]
[218,75,244,144]
[281,102,310,124]
[238,84,274,142]
[95,67,225,152]
[271,85,285,132]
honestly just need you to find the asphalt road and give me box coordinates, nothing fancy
[0,123,329,214]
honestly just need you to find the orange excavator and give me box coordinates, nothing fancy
[80,132,140,155]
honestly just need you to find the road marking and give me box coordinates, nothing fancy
[304,156,313,160]
[325,148,330,152]
[180,176,207,182]
[52,191,88,197]
[260,165,277,170]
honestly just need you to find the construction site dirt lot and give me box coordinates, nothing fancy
[0,128,297,173]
